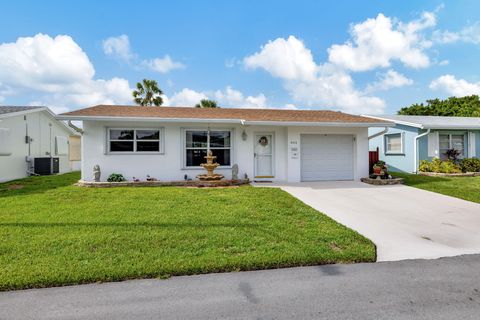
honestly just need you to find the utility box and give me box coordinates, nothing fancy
[34,157,60,175]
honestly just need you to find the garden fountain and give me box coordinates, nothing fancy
[197,150,224,181]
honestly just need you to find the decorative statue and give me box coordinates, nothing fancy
[93,165,101,182]
[232,164,239,180]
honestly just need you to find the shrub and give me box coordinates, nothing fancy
[460,158,480,172]
[419,159,462,173]
[107,173,126,182]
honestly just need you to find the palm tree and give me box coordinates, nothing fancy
[132,79,163,106]
[195,99,218,108]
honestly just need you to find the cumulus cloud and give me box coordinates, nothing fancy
[102,34,135,62]
[429,75,480,96]
[0,33,133,110]
[243,35,386,114]
[142,55,185,73]
[244,36,317,81]
[433,22,480,45]
[102,34,184,73]
[365,69,413,92]
[328,12,435,72]
[167,86,269,109]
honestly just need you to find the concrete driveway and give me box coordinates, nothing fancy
[258,181,480,261]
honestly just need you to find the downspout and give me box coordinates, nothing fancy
[68,121,84,134]
[413,128,430,173]
[367,127,389,140]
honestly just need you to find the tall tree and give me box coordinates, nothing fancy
[132,79,163,106]
[398,95,480,117]
[195,99,219,108]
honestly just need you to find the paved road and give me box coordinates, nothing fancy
[260,181,480,261]
[1,255,480,320]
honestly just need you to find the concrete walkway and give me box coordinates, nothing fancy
[2,254,480,320]
[256,181,480,261]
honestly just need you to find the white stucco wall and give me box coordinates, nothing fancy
[81,120,369,182]
[0,110,74,182]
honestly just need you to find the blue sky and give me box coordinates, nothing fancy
[1,0,480,115]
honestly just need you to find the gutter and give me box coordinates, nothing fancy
[67,121,84,135]
[367,127,389,140]
[413,128,430,173]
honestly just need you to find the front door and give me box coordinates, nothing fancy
[254,133,274,178]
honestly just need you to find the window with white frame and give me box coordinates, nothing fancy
[439,133,465,159]
[385,133,403,154]
[185,130,231,167]
[108,129,163,153]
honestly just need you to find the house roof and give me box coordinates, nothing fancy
[0,106,44,116]
[0,105,77,135]
[58,105,392,127]
[365,115,480,130]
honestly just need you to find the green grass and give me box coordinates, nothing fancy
[393,172,480,204]
[0,172,375,291]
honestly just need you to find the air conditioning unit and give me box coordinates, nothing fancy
[34,157,60,175]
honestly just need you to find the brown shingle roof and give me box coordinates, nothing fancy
[60,105,390,124]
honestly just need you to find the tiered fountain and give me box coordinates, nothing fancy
[197,150,224,181]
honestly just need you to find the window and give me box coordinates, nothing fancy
[385,133,403,154]
[439,133,465,159]
[108,129,163,153]
[185,130,231,167]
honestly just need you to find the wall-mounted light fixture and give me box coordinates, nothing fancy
[241,129,248,141]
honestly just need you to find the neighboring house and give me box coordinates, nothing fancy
[366,115,480,173]
[0,106,80,182]
[58,105,392,182]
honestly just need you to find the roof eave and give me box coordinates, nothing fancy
[56,115,392,127]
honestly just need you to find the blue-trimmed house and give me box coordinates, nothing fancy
[366,115,480,173]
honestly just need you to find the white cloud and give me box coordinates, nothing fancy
[102,34,134,62]
[168,88,208,106]
[167,86,269,109]
[243,35,386,114]
[438,59,449,66]
[142,55,185,73]
[433,22,480,44]
[365,69,413,92]
[429,75,480,96]
[244,36,317,81]
[328,12,435,72]
[0,33,133,110]
[102,34,184,74]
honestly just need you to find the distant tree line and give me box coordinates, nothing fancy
[398,95,480,117]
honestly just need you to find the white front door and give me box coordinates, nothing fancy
[254,133,274,178]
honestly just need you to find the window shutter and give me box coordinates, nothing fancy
[427,131,439,158]
[468,132,476,157]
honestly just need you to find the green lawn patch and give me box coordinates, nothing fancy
[393,172,480,204]
[0,172,375,291]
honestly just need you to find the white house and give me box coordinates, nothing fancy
[58,105,392,183]
[0,106,80,182]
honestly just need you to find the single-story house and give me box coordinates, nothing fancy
[366,115,480,173]
[0,106,81,182]
[57,105,392,183]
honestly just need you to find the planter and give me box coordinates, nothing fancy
[361,177,404,185]
[76,179,250,188]
[418,172,480,177]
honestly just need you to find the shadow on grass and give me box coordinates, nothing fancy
[0,172,80,198]
[0,222,260,229]
[391,173,451,186]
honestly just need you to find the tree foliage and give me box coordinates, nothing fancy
[132,79,163,106]
[397,95,480,117]
[195,99,219,108]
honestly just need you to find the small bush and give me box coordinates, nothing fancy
[460,158,480,172]
[419,159,462,173]
[107,173,126,182]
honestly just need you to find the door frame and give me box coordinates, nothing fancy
[253,132,275,179]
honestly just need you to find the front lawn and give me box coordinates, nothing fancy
[393,172,480,204]
[0,172,375,291]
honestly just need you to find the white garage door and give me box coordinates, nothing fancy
[301,134,354,181]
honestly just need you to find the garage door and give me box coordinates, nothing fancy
[301,134,354,181]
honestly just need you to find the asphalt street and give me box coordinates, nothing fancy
[1,254,480,320]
